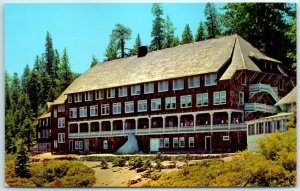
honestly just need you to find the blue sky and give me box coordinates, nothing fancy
[4,3,225,76]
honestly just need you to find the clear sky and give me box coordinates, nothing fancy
[4,3,225,76]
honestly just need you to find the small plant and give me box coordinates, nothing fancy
[155,153,162,161]
[142,158,152,171]
[128,156,143,169]
[100,158,108,169]
[154,160,163,171]
[171,156,178,168]
[112,156,125,167]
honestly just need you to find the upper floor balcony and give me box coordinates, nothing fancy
[249,83,279,102]
[245,102,277,114]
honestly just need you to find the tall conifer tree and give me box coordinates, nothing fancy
[150,3,165,51]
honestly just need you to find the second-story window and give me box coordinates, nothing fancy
[125,101,134,113]
[69,108,77,118]
[58,117,65,128]
[95,90,104,100]
[173,79,184,90]
[158,81,168,92]
[101,104,110,115]
[58,105,65,112]
[205,73,217,86]
[68,95,72,103]
[214,91,226,105]
[90,105,98,116]
[79,107,87,118]
[119,87,128,97]
[54,109,57,118]
[131,85,140,95]
[85,92,93,101]
[74,93,82,103]
[113,102,121,114]
[151,98,161,111]
[180,95,192,108]
[138,100,147,112]
[196,93,208,106]
[144,82,154,94]
[165,97,176,109]
[239,92,244,105]
[188,76,200,88]
[107,88,115,99]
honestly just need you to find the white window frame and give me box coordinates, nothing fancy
[69,108,77,118]
[158,81,168,92]
[113,102,121,114]
[85,91,93,101]
[239,92,244,105]
[213,92,220,105]
[58,117,65,128]
[68,95,72,103]
[58,133,65,143]
[179,137,185,148]
[46,118,48,126]
[101,104,110,115]
[223,136,230,141]
[38,132,41,139]
[79,106,87,118]
[173,137,178,148]
[151,98,161,111]
[107,88,115,99]
[159,138,164,148]
[125,101,134,113]
[205,73,217,86]
[220,91,226,104]
[54,109,57,118]
[95,90,104,100]
[164,138,169,148]
[138,100,147,112]
[173,79,184,90]
[180,95,192,108]
[144,82,154,94]
[189,137,195,147]
[79,141,83,149]
[58,105,65,112]
[188,76,200,88]
[165,97,176,109]
[196,93,208,106]
[90,105,98,117]
[131,84,141,95]
[118,87,128,97]
[74,93,82,103]
[75,141,79,149]
[103,140,108,150]
[54,140,58,149]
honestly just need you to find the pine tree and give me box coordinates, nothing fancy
[104,38,118,61]
[170,36,180,47]
[90,55,99,68]
[150,3,165,51]
[195,22,206,41]
[11,73,21,104]
[21,64,31,94]
[181,24,193,44]
[205,3,221,39]
[28,70,42,116]
[163,15,176,48]
[60,48,73,90]
[111,23,132,58]
[5,71,11,111]
[15,141,30,178]
[130,34,142,56]
[45,32,55,78]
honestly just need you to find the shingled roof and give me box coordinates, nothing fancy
[275,86,297,106]
[49,34,280,106]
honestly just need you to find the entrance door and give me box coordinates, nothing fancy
[69,140,74,152]
[150,138,159,152]
[84,139,89,152]
[205,136,211,153]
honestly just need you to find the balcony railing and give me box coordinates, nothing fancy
[245,102,276,113]
[250,83,279,101]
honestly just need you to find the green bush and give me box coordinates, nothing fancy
[112,156,125,167]
[100,158,109,169]
[128,156,143,169]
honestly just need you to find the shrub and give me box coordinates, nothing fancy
[100,158,109,169]
[112,156,125,167]
[128,156,143,169]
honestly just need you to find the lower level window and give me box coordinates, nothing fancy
[75,141,79,149]
[179,137,185,148]
[101,104,110,115]
[164,138,169,148]
[79,141,83,149]
[189,137,195,147]
[173,137,178,148]
[103,140,108,149]
[159,138,164,148]
[54,140,58,149]
[58,133,65,143]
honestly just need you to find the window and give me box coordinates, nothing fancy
[189,137,195,147]
[205,73,217,86]
[42,120,45,126]
[107,88,115,98]
[90,105,98,116]
[45,129,49,138]
[239,92,244,105]
[173,137,178,148]
[144,82,154,94]
[54,109,57,118]
[79,107,87,118]
[159,138,164,148]
[173,79,184,90]
[103,140,108,149]
[196,93,208,106]
[180,95,192,108]
[85,92,93,101]
[46,119,48,126]
[188,76,200,88]
[58,133,65,143]
[113,102,121,114]
[241,74,247,85]
[68,95,72,103]
[74,93,82,103]
[69,108,77,118]
[164,138,169,148]
[279,79,284,90]
[119,87,128,97]
[54,140,58,149]
[223,136,230,141]
[38,120,41,127]
[95,90,104,100]
[220,91,226,104]
[79,141,83,149]
[38,132,41,139]
[138,100,147,112]
[75,141,79,149]
[165,97,176,109]
[158,81,168,92]
[213,92,220,105]
[58,118,65,128]
[58,105,65,112]
[179,137,185,148]
[101,104,110,115]
[151,98,161,111]
[125,101,134,113]
[131,85,140,95]
[42,130,45,138]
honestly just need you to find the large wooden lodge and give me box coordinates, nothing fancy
[35,34,295,154]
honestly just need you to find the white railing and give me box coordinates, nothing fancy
[250,83,279,101]
[245,103,276,113]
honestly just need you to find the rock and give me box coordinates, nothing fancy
[141,170,153,178]
[128,175,141,185]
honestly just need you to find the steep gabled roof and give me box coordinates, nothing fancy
[275,86,297,106]
[37,112,51,119]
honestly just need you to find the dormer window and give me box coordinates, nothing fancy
[85,92,93,101]
[158,81,168,92]
[107,88,115,99]
[74,93,82,103]
[205,73,217,86]
[131,85,140,95]
[119,87,128,97]
[173,79,184,90]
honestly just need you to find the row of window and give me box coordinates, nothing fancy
[38,118,49,127]
[68,74,218,103]
[37,129,51,139]
[159,137,195,148]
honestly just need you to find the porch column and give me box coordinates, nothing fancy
[110,120,113,135]
[148,117,151,133]
[210,112,214,131]
[254,123,257,135]
[263,122,266,134]
[227,111,232,129]
[78,123,80,136]
[271,121,275,133]
[122,119,125,135]
[163,116,166,132]
[177,115,181,132]
[135,118,138,134]
[193,114,196,131]
[88,122,91,136]
[99,121,102,135]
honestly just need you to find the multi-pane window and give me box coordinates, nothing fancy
[131,85,141,95]
[180,95,192,108]
[68,95,72,103]
[101,104,110,115]
[239,92,244,105]
[54,140,58,148]
[173,137,178,148]
[103,140,108,149]
[107,88,115,99]
[79,107,87,118]
[165,97,176,109]
[205,73,217,86]
[159,138,164,148]
[125,101,134,113]
[69,108,77,118]
[46,118,48,126]
[58,105,65,112]
[95,90,104,100]
[58,133,65,143]
[213,92,220,104]
[144,82,154,94]
[37,132,41,139]
[54,109,57,118]
[119,87,128,97]
[173,79,184,90]
[58,117,65,128]
[90,105,98,116]
[189,137,195,147]
[188,76,200,88]
[138,100,147,112]
[113,102,121,114]
[85,92,93,101]
[75,141,79,149]
[214,91,226,104]
[179,137,185,148]
[79,141,83,149]
[151,98,161,111]
[196,93,208,106]
[158,81,168,92]
[74,93,82,103]
[164,138,169,148]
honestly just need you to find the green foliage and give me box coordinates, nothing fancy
[205,3,221,39]
[15,142,30,178]
[195,22,206,41]
[170,36,180,47]
[181,24,193,44]
[128,156,143,169]
[110,23,132,58]
[112,156,126,167]
[104,38,118,61]
[130,34,142,56]
[150,3,165,51]
[59,48,73,91]
[90,55,99,68]
[163,15,176,48]
[142,158,152,170]
[154,160,163,171]
[100,158,108,169]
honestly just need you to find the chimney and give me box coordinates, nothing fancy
[137,46,148,57]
